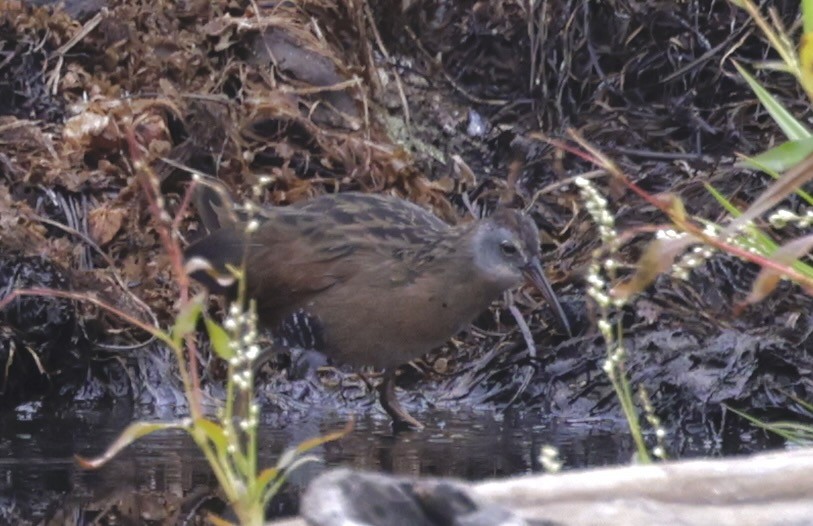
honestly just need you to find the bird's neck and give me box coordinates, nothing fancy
[439,226,510,306]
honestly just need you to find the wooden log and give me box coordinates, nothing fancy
[476,447,813,526]
[270,447,813,526]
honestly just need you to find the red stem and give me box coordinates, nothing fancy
[126,127,202,416]
[545,130,813,292]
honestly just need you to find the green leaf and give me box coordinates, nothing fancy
[805,0,813,33]
[741,137,813,173]
[231,448,250,476]
[737,154,813,207]
[704,183,742,217]
[800,28,813,101]
[75,420,190,469]
[205,317,235,360]
[752,60,794,74]
[725,154,813,235]
[726,405,813,444]
[205,514,237,526]
[194,419,229,451]
[704,183,813,281]
[256,466,281,490]
[787,391,813,414]
[258,419,353,501]
[172,295,204,346]
[261,455,320,506]
[733,61,812,141]
[704,184,777,256]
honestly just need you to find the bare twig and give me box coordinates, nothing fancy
[363,0,411,130]
[45,9,106,95]
[28,213,160,331]
[0,288,168,344]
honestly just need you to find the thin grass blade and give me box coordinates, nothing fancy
[76,420,190,469]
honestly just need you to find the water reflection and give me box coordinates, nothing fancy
[0,407,778,523]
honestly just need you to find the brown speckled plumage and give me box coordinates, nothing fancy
[185,177,570,428]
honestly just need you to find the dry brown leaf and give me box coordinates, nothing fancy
[739,234,813,310]
[89,205,126,246]
[612,235,697,300]
[63,109,122,153]
[654,192,688,227]
[726,153,813,235]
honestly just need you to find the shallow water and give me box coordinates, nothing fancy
[0,405,780,523]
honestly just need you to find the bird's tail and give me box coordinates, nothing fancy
[191,175,242,232]
[184,227,249,294]
[185,176,248,294]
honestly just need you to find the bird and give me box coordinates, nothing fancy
[184,177,571,429]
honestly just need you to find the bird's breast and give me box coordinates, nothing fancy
[282,265,505,369]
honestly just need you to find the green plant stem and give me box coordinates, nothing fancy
[247,371,258,493]
[193,428,239,502]
[613,320,650,463]
[562,130,813,290]
[733,0,799,74]
[617,376,649,461]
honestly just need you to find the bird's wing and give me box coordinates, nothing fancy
[295,192,450,240]
[185,191,457,320]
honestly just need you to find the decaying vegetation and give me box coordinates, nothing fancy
[2,2,813,518]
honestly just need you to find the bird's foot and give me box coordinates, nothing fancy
[379,369,424,430]
[390,407,424,431]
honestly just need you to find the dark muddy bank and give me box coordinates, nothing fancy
[0,0,811,503]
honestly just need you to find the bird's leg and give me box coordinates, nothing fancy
[378,368,424,430]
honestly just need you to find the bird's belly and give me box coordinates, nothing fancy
[302,290,495,370]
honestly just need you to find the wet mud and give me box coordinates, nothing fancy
[1,3,811,520]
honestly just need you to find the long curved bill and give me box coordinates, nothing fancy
[522,259,572,337]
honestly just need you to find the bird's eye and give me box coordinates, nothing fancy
[500,241,519,256]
